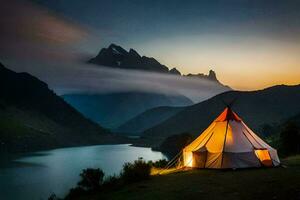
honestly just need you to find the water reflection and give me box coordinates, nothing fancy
[0,144,166,200]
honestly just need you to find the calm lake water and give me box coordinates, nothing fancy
[0,144,166,200]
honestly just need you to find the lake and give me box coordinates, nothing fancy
[0,144,166,200]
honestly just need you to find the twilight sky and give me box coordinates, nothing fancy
[1,0,300,90]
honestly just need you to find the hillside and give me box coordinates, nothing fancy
[287,113,300,125]
[0,62,121,153]
[69,156,300,200]
[62,92,192,129]
[143,84,300,140]
[116,106,183,134]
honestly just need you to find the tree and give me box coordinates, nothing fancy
[121,158,151,183]
[280,122,300,156]
[77,168,105,191]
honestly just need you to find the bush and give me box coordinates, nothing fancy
[64,168,105,199]
[62,159,154,199]
[77,168,105,191]
[148,159,168,168]
[120,158,151,183]
[48,193,61,200]
[280,122,300,156]
[64,187,86,200]
[102,175,122,190]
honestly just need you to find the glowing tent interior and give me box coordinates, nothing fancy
[179,107,280,169]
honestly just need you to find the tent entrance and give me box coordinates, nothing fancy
[192,149,207,168]
[255,149,273,167]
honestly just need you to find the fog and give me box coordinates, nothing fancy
[3,58,229,103]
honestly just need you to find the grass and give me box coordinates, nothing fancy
[0,117,32,137]
[76,156,300,200]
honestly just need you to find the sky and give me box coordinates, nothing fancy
[1,0,300,91]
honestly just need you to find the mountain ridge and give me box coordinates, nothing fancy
[142,84,300,140]
[88,44,224,84]
[116,106,184,134]
[62,92,193,129]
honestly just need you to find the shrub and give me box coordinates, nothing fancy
[280,122,300,156]
[120,158,151,183]
[77,168,105,191]
[64,187,86,200]
[102,175,122,190]
[48,193,61,200]
[62,159,155,199]
[148,159,168,168]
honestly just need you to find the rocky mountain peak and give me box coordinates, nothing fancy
[169,68,181,75]
[129,49,141,58]
[108,44,127,55]
[185,69,219,82]
[208,70,217,81]
[89,44,224,84]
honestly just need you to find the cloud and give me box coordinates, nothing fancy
[3,57,229,103]
[29,61,229,102]
[0,0,87,61]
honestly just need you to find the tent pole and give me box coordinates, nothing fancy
[221,120,230,168]
[158,150,182,175]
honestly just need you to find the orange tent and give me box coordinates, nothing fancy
[182,107,280,169]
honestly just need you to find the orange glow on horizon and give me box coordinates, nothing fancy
[137,35,300,90]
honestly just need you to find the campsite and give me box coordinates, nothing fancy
[1,1,300,200]
[54,106,299,200]
[75,156,300,200]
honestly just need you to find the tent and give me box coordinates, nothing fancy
[181,107,280,169]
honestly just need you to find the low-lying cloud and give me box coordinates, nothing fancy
[5,59,229,102]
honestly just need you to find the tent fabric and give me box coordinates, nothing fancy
[182,107,280,169]
[215,108,241,122]
[255,150,273,167]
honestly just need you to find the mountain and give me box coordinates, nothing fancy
[116,106,183,135]
[186,70,219,82]
[83,44,230,131]
[62,92,193,129]
[142,84,300,140]
[169,68,181,75]
[89,44,170,73]
[0,62,121,153]
[88,44,224,84]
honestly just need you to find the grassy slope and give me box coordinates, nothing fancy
[82,156,300,200]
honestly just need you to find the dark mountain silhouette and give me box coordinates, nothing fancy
[186,70,219,82]
[89,44,169,73]
[116,106,184,135]
[142,84,300,140]
[169,68,181,75]
[62,92,193,129]
[88,44,223,84]
[0,62,121,153]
